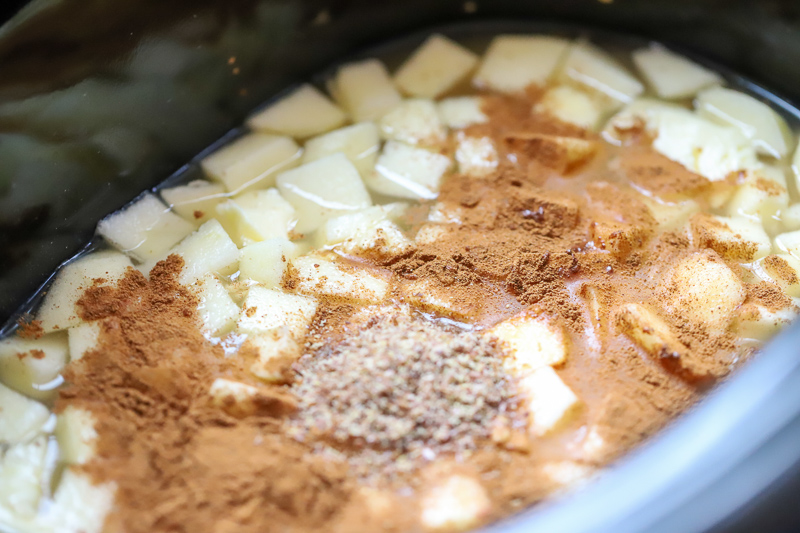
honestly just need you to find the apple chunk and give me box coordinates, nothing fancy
[154,219,240,285]
[247,84,346,139]
[379,99,447,146]
[0,436,49,518]
[751,254,800,297]
[290,255,389,302]
[237,286,317,338]
[473,35,571,93]
[420,474,491,532]
[194,274,240,337]
[276,153,372,233]
[332,59,402,121]
[455,134,498,178]
[239,238,300,287]
[632,44,722,99]
[368,141,452,200]
[0,332,68,401]
[201,133,301,194]
[214,188,296,247]
[0,382,50,444]
[559,42,644,104]
[68,322,101,361]
[393,34,479,98]
[302,122,380,178]
[160,180,226,226]
[534,85,605,131]
[97,193,194,262]
[490,312,568,375]
[689,213,771,262]
[437,97,487,129]
[519,366,581,436]
[55,406,98,465]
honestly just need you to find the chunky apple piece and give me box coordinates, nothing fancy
[239,238,300,287]
[774,231,800,261]
[473,35,571,93]
[420,474,491,532]
[290,255,389,302]
[160,179,226,226]
[379,99,447,146]
[369,141,452,199]
[317,206,393,246]
[338,220,416,259]
[399,279,479,319]
[559,42,644,104]
[0,332,68,402]
[214,188,296,246]
[0,436,48,518]
[55,406,98,465]
[247,84,346,139]
[726,166,789,227]
[37,469,115,533]
[689,213,771,262]
[194,273,240,337]
[393,34,479,98]
[506,132,598,173]
[68,322,101,361]
[780,204,800,232]
[697,86,790,158]
[640,196,701,231]
[751,254,800,297]
[0,383,49,444]
[490,312,568,375]
[541,460,595,488]
[606,100,759,181]
[519,366,581,436]
[437,96,487,129]
[302,122,380,178]
[734,301,798,341]
[455,133,498,178]
[277,153,372,233]
[662,251,747,332]
[534,84,605,131]
[632,44,722,99]
[414,223,452,245]
[245,329,301,383]
[201,133,301,193]
[616,303,685,359]
[208,378,294,418]
[237,286,317,338]
[332,59,402,121]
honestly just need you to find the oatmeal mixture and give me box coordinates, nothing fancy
[1,33,800,533]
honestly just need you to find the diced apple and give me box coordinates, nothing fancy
[97,193,195,262]
[0,332,68,402]
[640,196,700,231]
[455,134,498,178]
[506,132,598,173]
[290,255,388,302]
[780,204,800,232]
[276,153,372,233]
[55,406,98,465]
[541,460,595,488]
[414,223,451,245]
[338,220,416,259]
[726,166,789,227]
[332,59,402,121]
[427,202,464,224]
[0,436,48,518]
[379,99,447,146]
[437,96,488,129]
[302,122,380,178]
[201,133,301,193]
[399,279,479,320]
[214,188,296,246]
[632,44,722,99]
[616,303,685,359]
[696,86,790,158]
[473,35,571,93]
[662,251,746,332]
[247,84,346,139]
[68,322,101,361]
[194,274,240,336]
[774,231,800,260]
[519,366,581,436]
[38,251,132,333]
[490,312,568,375]
[160,179,226,226]
[237,286,317,338]
[559,42,644,104]
[534,84,605,131]
[734,301,798,341]
[37,469,115,533]
[245,330,301,383]
[420,474,491,532]
[393,34,479,98]
[152,219,240,285]
[689,213,771,262]
[751,254,800,297]
[368,141,452,200]
[0,382,49,444]
[317,206,392,246]
[239,238,300,287]
[209,379,259,418]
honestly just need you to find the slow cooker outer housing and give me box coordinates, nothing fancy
[1,1,800,532]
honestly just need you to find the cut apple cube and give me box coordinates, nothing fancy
[726,166,789,226]
[97,193,194,262]
[194,274,240,337]
[541,460,595,488]
[455,134,498,178]
[780,204,800,232]
[689,213,771,262]
[662,251,747,332]
[332,59,402,121]
[157,219,240,285]
[214,188,297,246]
[317,206,392,246]
[399,279,479,320]
[0,382,49,444]
[490,312,568,375]
[632,44,722,99]
[369,141,452,199]
[0,332,68,402]
[245,330,301,382]
[751,254,800,297]
[379,99,447,146]
[696,86,790,158]
[0,436,48,518]
[393,34,479,98]
[616,303,685,359]
[239,238,300,287]
[506,132,598,173]
[37,469,115,533]
[209,379,260,418]
[473,35,571,93]
[640,196,701,231]
[338,220,416,259]
[237,286,317,338]
[414,224,451,245]
[276,153,373,233]
[519,366,580,436]
[420,474,491,532]
[55,406,98,465]
[68,322,101,361]
[534,85,605,131]
[437,96,488,129]
[734,301,798,341]
[37,251,132,333]
[160,179,226,226]
[290,255,389,302]
[559,42,644,104]
[201,133,301,194]
[247,84,346,139]
[774,231,800,260]
[302,122,380,178]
